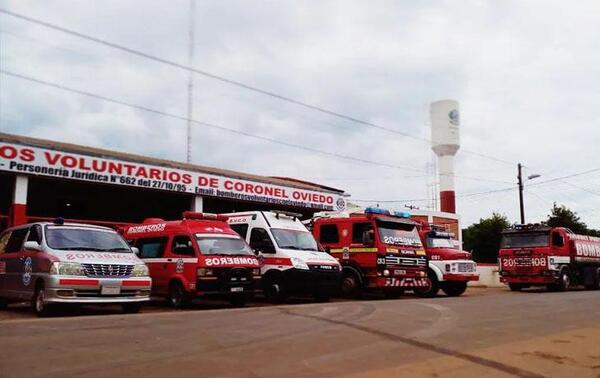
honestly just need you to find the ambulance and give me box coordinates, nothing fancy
[0,219,151,316]
[122,212,261,307]
[224,211,342,303]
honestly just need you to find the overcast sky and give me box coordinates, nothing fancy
[1,0,600,227]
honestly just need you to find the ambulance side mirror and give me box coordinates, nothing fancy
[23,241,42,251]
[131,247,140,256]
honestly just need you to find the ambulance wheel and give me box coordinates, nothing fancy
[509,284,524,292]
[442,282,467,297]
[549,268,571,292]
[340,270,363,298]
[229,295,247,307]
[264,276,287,304]
[167,282,189,308]
[415,270,439,298]
[122,303,142,314]
[32,282,52,317]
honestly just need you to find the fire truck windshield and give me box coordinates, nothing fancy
[46,226,131,252]
[427,237,455,248]
[501,232,550,248]
[271,229,319,251]
[196,236,254,256]
[377,221,422,247]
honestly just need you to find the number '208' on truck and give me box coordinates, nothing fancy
[499,224,600,292]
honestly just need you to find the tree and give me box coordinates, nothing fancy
[462,213,511,263]
[545,203,600,235]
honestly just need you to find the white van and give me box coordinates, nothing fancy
[225,211,341,303]
[0,219,151,316]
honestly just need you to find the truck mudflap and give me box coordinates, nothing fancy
[371,277,430,288]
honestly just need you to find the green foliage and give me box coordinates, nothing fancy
[462,213,511,263]
[544,202,599,235]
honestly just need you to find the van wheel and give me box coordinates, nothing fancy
[415,271,439,298]
[442,282,467,297]
[549,268,570,292]
[167,282,189,308]
[341,270,363,298]
[264,276,287,304]
[32,283,52,317]
[122,303,142,314]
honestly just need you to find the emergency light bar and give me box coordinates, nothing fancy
[364,207,411,218]
[182,211,229,222]
[428,231,454,239]
[272,210,303,220]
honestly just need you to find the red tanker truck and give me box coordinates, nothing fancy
[498,224,600,291]
[415,222,478,297]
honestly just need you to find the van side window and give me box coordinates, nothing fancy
[552,232,564,247]
[136,237,168,258]
[352,223,373,244]
[320,224,339,244]
[5,228,28,253]
[249,228,275,253]
[0,232,11,254]
[172,236,195,256]
[230,224,249,239]
[27,225,43,243]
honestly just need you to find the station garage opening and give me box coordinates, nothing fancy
[0,133,348,231]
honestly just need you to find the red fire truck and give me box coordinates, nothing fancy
[415,222,478,297]
[122,212,261,307]
[499,224,600,291]
[311,208,429,298]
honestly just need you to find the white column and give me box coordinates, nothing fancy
[13,175,28,205]
[438,155,455,192]
[191,195,203,212]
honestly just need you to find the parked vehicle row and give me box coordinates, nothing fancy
[14,208,596,318]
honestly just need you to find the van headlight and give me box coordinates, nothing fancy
[49,262,83,276]
[291,257,309,270]
[132,264,149,277]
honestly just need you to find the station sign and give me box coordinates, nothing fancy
[0,142,347,211]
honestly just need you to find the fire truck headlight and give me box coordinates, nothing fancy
[418,271,426,277]
[445,264,451,272]
[132,264,149,277]
[197,268,214,276]
[51,262,84,276]
[382,269,390,277]
[291,257,310,270]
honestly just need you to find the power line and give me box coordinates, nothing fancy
[1,69,513,186]
[0,8,516,166]
[352,186,516,204]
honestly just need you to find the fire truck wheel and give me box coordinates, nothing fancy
[340,270,363,298]
[229,295,247,307]
[442,282,467,297]
[122,303,142,314]
[263,276,287,304]
[0,298,7,310]
[549,268,571,292]
[415,271,439,298]
[167,281,189,308]
[32,282,53,317]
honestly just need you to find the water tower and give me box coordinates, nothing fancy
[431,100,460,213]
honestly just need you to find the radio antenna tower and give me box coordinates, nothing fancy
[186,0,196,163]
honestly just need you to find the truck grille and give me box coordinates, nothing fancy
[82,264,134,278]
[385,256,427,267]
[457,262,476,273]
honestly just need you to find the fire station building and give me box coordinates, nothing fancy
[0,133,348,231]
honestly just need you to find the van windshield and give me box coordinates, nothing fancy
[377,221,422,247]
[501,232,549,248]
[195,235,254,256]
[46,226,131,252]
[271,229,319,251]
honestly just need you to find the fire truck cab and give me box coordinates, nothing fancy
[122,212,261,307]
[416,222,478,297]
[499,224,600,292]
[311,208,429,298]
[225,211,341,303]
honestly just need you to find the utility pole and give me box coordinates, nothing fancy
[185,0,196,163]
[518,163,525,224]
